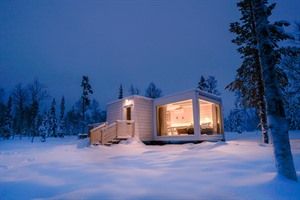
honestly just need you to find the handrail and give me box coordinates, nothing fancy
[90,122,108,145]
[101,122,117,145]
[90,120,134,145]
[90,122,108,132]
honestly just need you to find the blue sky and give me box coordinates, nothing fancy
[1,0,299,115]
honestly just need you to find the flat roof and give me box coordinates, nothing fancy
[106,95,153,106]
[156,89,222,102]
[107,89,221,106]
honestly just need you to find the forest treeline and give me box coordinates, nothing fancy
[0,2,299,142]
[0,60,299,141]
[0,78,165,141]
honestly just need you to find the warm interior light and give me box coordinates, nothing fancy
[203,117,212,123]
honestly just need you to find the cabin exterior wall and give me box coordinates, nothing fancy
[107,100,123,124]
[132,97,153,142]
[106,89,224,143]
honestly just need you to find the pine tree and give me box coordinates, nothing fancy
[30,100,39,143]
[128,84,140,95]
[282,23,300,130]
[57,96,65,138]
[118,84,123,99]
[39,111,48,142]
[251,0,297,181]
[81,76,93,134]
[197,75,220,95]
[49,98,57,137]
[225,109,245,133]
[206,76,221,95]
[2,96,13,139]
[65,106,79,135]
[90,99,102,123]
[0,88,6,134]
[197,76,208,91]
[227,0,292,143]
[145,82,162,99]
[12,83,28,139]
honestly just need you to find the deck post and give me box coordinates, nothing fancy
[116,121,118,138]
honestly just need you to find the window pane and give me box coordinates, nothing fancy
[156,99,194,136]
[199,99,223,135]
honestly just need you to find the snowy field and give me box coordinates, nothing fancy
[1,131,299,200]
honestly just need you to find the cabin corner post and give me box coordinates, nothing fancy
[153,101,158,141]
[220,101,225,141]
[132,121,135,137]
[193,91,201,141]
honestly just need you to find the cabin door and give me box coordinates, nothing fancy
[126,107,132,120]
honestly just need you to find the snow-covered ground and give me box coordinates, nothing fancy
[1,131,299,200]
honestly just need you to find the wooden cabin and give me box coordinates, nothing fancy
[90,89,224,145]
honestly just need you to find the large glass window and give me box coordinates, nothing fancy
[199,99,223,135]
[156,99,194,136]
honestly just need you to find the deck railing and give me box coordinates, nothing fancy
[89,122,108,145]
[90,120,134,145]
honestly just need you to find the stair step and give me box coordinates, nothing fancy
[103,136,132,146]
[117,136,131,140]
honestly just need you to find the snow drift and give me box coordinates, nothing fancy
[0,131,299,200]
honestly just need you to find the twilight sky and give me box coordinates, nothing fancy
[1,0,299,115]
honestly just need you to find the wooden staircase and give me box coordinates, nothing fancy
[90,120,134,146]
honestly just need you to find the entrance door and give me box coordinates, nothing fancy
[126,107,131,120]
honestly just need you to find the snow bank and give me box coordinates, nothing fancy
[1,132,299,200]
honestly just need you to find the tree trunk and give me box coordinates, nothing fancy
[251,2,269,144]
[257,71,269,143]
[251,0,297,181]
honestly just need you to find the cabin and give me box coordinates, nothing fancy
[90,89,224,145]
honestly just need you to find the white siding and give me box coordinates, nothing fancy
[105,89,224,143]
[133,97,153,141]
[107,100,123,124]
[106,96,153,142]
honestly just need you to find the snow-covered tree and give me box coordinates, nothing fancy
[27,79,49,105]
[0,88,6,134]
[251,0,297,181]
[145,82,162,99]
[197,75,220,95]
[81,76,93,133]
[65,106,81,135]
[90,99,105,123]
[2,96,13,139]
[0,87,4,102]
[49,98,57,137]
[128,84,140,95]
[57,96,65,138]
[225,91,260,132]
[30,100,39,143]
[118,84,123,99]
[282,23,300,130]
[12,83,28,138]
[39,111,49,142]
[227,0,292,143]
[225,109,245,133]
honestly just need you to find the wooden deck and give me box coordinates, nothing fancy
[90,120,134,145]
